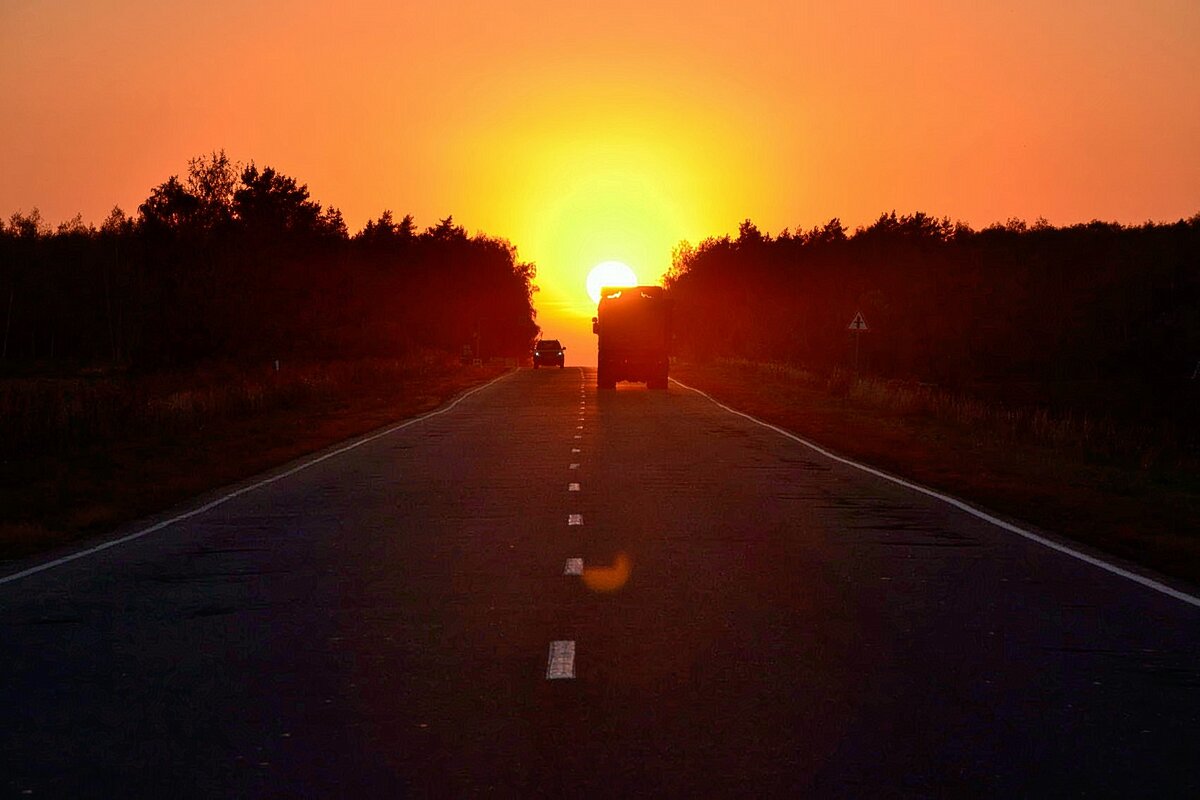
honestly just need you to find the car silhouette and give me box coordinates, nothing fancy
[533,339,565,368]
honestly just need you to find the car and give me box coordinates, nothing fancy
[533,339,565,368]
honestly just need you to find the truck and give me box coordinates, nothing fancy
[592,285,672,390]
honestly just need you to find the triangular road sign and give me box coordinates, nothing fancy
[848,311,868,331]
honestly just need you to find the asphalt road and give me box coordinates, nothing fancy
[3,367,1198,797]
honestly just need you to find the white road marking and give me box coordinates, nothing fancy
[576,425,583,430]
[671,377,1200,610]
[564,558,583,575]
[571,448,581,453]
[568,514,583,525]
[0,371,518,587]
[569,463,580,469]
[546,640,575,679]
[573,434,582,439]
[569,483,581,492]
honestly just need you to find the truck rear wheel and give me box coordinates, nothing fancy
[597,366,615,390]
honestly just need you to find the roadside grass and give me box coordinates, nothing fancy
[673,359,1200,587]
[0,356,507,563]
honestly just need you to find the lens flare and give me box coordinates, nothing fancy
[581,551,632,592]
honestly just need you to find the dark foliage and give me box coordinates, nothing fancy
[665,212,1200,429]
[0,151,539,371]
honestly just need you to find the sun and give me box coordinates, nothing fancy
[586,261,639,304]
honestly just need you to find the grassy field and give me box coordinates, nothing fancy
[0,357,507,563]
[672,359,1200,587]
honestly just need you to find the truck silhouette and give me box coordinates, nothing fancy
[592,285,672,390]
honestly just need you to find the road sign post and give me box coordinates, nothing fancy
[848,311,868,375]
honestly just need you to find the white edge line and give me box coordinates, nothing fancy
[0,370,516,587]
[670,377,1200,610]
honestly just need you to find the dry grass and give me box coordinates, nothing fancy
[0,522,57,553]
[739,359,1190,470]
[0,355,457,455]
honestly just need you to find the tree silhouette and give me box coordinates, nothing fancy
[139,176,201,234]
[233,164,324,236]
[665,212,1200,433]
[1,154,540,370]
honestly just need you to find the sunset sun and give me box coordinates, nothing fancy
[586,260,639,304]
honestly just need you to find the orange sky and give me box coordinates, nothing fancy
[4,1,1199,363]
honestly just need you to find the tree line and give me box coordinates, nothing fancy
[665,212,1200,423]
[0,151,539,371]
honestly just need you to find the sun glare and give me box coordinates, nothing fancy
[586,260,639,304]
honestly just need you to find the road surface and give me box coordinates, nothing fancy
[3,367,1198,797]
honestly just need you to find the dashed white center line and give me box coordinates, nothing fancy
[537,376,591,684]
[546,641,575,679]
